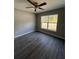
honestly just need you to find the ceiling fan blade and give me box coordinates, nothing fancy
[38,2,47,6]
[27,0,36,6]
[39,8,44,10]
[26,7,34,8]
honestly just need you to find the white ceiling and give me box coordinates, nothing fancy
[14,0,65,13]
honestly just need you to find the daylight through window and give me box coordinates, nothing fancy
[41,14,58,31]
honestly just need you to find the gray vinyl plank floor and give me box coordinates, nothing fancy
[14,32,65,59]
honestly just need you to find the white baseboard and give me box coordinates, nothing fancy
[14,31,34,39]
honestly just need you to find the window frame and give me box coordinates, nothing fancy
[41,14,58,32]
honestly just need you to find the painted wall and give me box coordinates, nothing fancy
[14,8,35,38]
[36,7,65,39]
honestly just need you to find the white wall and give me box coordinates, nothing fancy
[14,8,35,38]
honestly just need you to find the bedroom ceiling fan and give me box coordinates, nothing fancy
[26,0,47,12]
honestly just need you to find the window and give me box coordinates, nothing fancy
[41,14,58,31]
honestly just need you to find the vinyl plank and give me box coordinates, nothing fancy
[14,32,65,59]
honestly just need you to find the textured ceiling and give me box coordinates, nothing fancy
[14,0,65,13]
